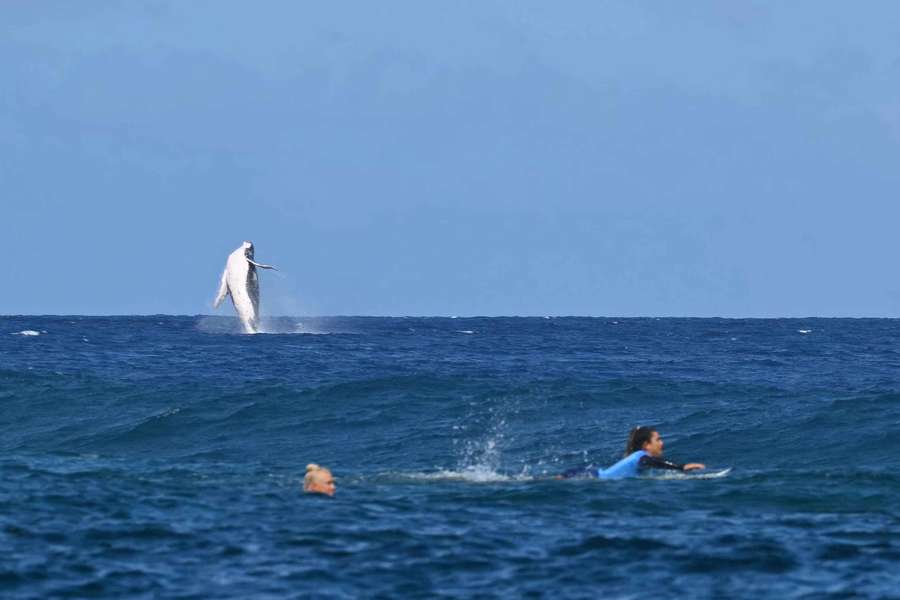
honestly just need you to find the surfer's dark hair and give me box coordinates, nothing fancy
[625,426,656,456]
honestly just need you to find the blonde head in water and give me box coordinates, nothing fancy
[303,464,335,496]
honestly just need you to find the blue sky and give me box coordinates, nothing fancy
[3,2,900,316]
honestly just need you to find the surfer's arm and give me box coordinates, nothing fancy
[638,455,687,471]
[213,269,229,308]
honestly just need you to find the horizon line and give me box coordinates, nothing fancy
[2,313,899,320]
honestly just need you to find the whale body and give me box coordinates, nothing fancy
[213,241,276,334]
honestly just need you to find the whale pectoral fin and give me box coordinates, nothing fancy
[213,270,229,308]
[246,258,277,270]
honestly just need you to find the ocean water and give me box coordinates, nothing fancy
[2,316,899,599]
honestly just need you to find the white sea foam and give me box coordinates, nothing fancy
[397,467,533,483]
[12,330,41,336]
[457,330,475,335]
[798,329,812,334]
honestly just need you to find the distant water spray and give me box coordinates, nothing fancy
[195,315,340,335]
[257,317,334,335]
[257,267,334,334]
[199,264,338,334]
[196,316,243,334]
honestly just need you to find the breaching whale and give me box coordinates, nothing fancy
[213,241,277,333]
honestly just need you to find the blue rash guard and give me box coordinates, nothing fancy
[560,451,685,480]
[596,450,648,480]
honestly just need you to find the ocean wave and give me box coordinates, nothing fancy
[3,315,900,599]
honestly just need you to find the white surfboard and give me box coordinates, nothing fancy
[645,467,732,480]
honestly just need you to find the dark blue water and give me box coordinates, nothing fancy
[2,316,899,598]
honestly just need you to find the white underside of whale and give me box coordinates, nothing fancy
[214,243,275,334]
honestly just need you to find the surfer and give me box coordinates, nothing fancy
[303,463,336,496]
[560,426,705,479]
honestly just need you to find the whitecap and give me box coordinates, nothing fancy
[798,329,812,334]
[457,330,475,335]
[155,407,182,419]
[12,330,40,336]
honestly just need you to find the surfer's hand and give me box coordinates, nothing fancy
[683,463,705,471]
